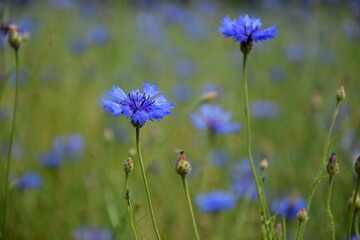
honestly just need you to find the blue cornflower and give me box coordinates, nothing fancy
[38,151,64,169]
[69,38,86,55]
[250,100,280,119]
[190,104,241,134]
[53,133,85,159]
[14,171,43,191]
[87,25,109,45]
[232,159,257,200]
[172,83,191,102]
[219,14,278,48]
[195,190,237,213]
[272,195,307,219]
[102,80,174,128]
[73,226,113,240]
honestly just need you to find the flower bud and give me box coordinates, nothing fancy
[8,28,21,50]
[260,159,268,171]
[297,208,307,222]
[348,192,360,212]
[326,152,339,176]
[240,38,253,55]
[200,91,218,103]
[175,151,191,176]
[354,155,360,175]
[275,223,282,240]
[123,157,134,173]
[336,86,345,102]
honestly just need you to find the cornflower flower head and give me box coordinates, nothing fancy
[102,80,174,128]
[14,171,43,191]
[231,159,257,200]
[72,226,113,240]
[219,14,278,54]
[195,190,237,213]
[38,151,64,169]
[53,133,85,159]
[190,104,241,134]
[272,195,307,219]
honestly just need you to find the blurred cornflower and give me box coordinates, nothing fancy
[218,14,278,43]
[18,16,36,35]
[268,66,287,84]
[69,38,86,55]
[195,190,237,213]
[190,104,241,134]
[342,18,360,42]
[157,2,186,25]
[175,59,196,78]
[87,25,109,45]
[284,42,305,63]
[183,15,209,41]
[136,12,168,48]
[231,159,257,200]
[2,140,22,161]
[72,226,113,240]
[272,195,307,219]
[38,151,64,169]
[172,83,191,102]
[53,133,85,159]
[14,171,43,191]
[250,100,280,119]
[210,149,228,167]
[102,80,174,127]
[10,67,28,87]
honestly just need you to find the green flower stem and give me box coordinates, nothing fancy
[1,49,19,240]
[355,214,360,240]
[295,221,302,240]
[242,53,270,238]
[282,215,287,240]
[181,176,200,240]
[135,128,161,240]
[300,100,340,238]
[125,173,138,240]
[347,177,360,240]
[326,176,335,240]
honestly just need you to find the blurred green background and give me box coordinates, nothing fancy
[0,0,360,239]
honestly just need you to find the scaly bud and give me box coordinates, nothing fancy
[175,151,191,176]
[240,37,253,55]
[260,159,268,171]
[275,223,282,240]
[327,152,339,176]
[336,86,345,102]
[123,157,134,173]
[297,208,307,222]
[354,155,360,175]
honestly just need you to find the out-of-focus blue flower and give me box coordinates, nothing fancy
[183,15,209,41]
[87,25,109,45]
[342,235,357,240]
[38,151,64,169]
[284,43,305,63]
[2,140,22,161]
[10,67,28,87]
[48,0,75,9]
[172,83,191,102]
[136,12,168,48]
[0,34,5,49]
[190,104,241,134]
[210,149,228,167]
[250,101,280,119]
[14,171,43,191]
[69,38,86,55]
[342,18,360,42]
[319,47,336,66]
[18,16,36,34]
[53,133,85,159]
[272,195,307,219]
[195,190,237,213]
[73,226,113,240]
[157,3,186,25]
[232,159,257,200]
[268,66,287,84]
[102,81,174,127]
[219,14,278,43]
[176,59,195,78]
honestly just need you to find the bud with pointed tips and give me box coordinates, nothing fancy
[354,155,360,175]
[297,208,307,222]
[175,151,191,176]
[327,152,339,176]
[260,159,268,171]
[336,86,345,102]
[123,157,134,173]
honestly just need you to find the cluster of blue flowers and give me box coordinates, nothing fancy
[72,226,113,240]
[195,191,237,213]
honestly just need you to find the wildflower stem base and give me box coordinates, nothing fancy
[125,173,138,240]
[326,176,335,240]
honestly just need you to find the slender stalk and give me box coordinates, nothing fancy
[347,177,360,240]
[355,214,359,240]
[1,49,19,239]
[300,101,340,238]
[125,173,138,240]
[135,128,161,240]
[295,221,302,240]
[242,53,269,237]
[181,176,200,240]
[282,215,287,240]
[326,176,335,240]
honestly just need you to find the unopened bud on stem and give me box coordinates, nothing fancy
[327,152,339,176]
[260,159,268,171]
[123,157,134,173]
[175,151,191,176]
[200,91,218,103]
[297,208,307,222]
[336,86,345,102]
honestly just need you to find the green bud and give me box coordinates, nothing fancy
[8,29,21,50]
[123,157,134,173]
[175,151,191,176]
[336,86,345,102]
[297,208,307,222]
[240,37,253,55]
[326,153,339,176]
[260,159,268,171]
[354,155,360,175]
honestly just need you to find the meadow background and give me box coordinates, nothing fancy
[0,0,360,239]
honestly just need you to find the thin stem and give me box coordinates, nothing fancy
[1,50,19,240]
[300,101,340,238]
[242,53,269,238]
[135,128,161,240]
[347,177,360,240]
[326,176,335,240]
[295,221,302,240]
[125,173,138,240]
[181,176,200,240]
[355,213,359,240]
[282,215,286,240]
